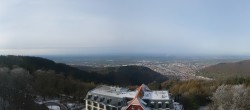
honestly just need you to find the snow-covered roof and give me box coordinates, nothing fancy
[88,85,170,101]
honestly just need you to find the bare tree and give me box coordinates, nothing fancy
[209,85,250,110]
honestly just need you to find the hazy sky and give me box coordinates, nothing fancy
[1,0,250,56]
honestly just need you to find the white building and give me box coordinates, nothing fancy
[84,84,183,110]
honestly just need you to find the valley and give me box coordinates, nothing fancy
[47,56,246,80]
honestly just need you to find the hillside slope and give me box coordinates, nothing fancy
[0,55,96,81]
[0,55,167,85]
[197,60,250,79]
[74,65,168,85]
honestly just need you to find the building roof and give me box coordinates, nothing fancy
[123,85,149,110]
[87,85,170,101]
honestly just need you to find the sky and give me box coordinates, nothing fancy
[1,0,250,56]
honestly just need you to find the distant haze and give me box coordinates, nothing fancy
[1,0,250,56]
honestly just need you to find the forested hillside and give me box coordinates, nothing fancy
[197,60,250,79]
[158,77,250,110]
[0,55,167,85]
[74,65,168,85]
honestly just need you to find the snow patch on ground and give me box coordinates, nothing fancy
[47,105,60,110]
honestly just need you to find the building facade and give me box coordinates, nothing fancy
[84,84,183,110]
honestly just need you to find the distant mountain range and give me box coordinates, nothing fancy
[0,55,167,85]
[197,60,250,79]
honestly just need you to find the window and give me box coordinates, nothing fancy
[87,106,92,110]
[143,99,149,104]
[107,99,112,104]
[158,103,162,108]
[165,103,169,108]
[150,102,155,108]
[88,101,91,105]
[118,102,121,106]
[100,97,105,102]
[100,104,104,108]
[106,106,111,110]
[94,96,98,100]
[93,102,98,107]
[88,95,92,99]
